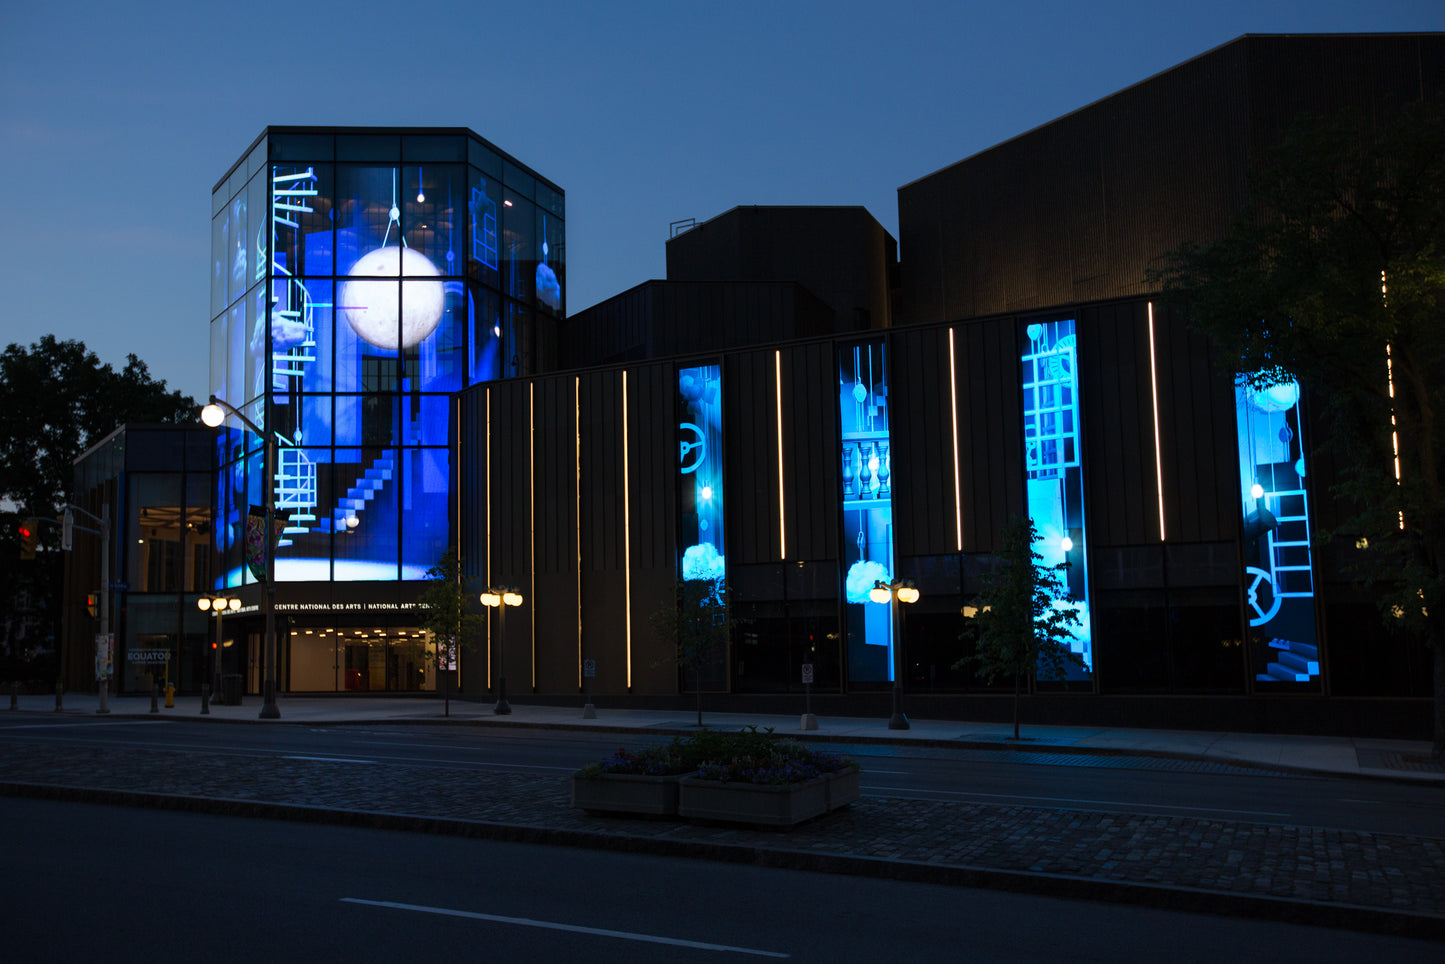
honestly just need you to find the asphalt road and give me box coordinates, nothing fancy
[4,797,1441,963]
[2,716,1441,837]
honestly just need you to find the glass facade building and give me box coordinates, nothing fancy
[208,127,562,692]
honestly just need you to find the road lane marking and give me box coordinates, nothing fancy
[0,721,169,729]
[863,784,1289,818]
[282,755,378,764]
[340,898,789,958]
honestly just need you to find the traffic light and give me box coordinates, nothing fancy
[19,519,37,559]
[85,593,99,619]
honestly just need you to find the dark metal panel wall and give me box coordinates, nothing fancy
[1149,304,1238,545]
[954,317,1025,553]
[576,370,629,692]
[625,362,680,693]
[487,381,534,692]
[724,350,783,564]
[778,342,840,562]
[891,326,961,557]
[532,374,581,693]
[1078,301,1156,547]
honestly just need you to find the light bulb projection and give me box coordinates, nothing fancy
[1021,319,1092,674]
[1235,376,1320,685]
[839,341,898,683]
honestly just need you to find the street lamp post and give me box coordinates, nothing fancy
[197,594,240,704]
[870,578,920,730]
[201,395,280,719]
[480,587,524,715]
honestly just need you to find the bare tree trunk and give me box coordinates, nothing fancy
[695,668,703,727]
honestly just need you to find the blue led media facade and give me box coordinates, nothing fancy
[210,130,562,591]
[1234,378,1321,686]
[839,341,896,683]
[1020,320,1092,674]
[678,364,725,582]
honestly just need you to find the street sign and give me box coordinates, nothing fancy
[583,658,596,678]
[801,663,814,685]
[108,581,129,592]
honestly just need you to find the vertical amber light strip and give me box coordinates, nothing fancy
[948,328,963,551]
[529,382,537,689]
[622,371,633,687]
[1384,271,1404,530]
[1147,303,1167,542]
[485,387,492,684]
[775,350,786,560]
[575,376,582,688]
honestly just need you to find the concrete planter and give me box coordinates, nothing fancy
[571,771,692,816]
[678,767,859,827]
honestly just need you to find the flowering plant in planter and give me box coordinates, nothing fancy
[575,744,693,779]
[693,742,854,785]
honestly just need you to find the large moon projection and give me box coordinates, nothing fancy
[339,247,445,350]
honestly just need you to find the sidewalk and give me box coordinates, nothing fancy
[3,692,1444,939]
[8,690,1442,782]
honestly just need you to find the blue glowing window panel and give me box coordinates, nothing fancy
[470,184,498,270]
[211,208,229,317]
[274,447,332,582]
[1021,319,1092,674]
[677,364,725,583]
[332,448,400,582]
[839,341,896,684]
[1235,378,1320,685]
[469,287,501,386]
[228,190,248,307]
[404,164,464,273]
[401,447,449,578]
[401,280,465,393]
[405,395,451,448]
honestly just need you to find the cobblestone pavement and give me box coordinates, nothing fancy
[2,738,1443,938]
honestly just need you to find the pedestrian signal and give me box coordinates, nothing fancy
[85,593,98,619]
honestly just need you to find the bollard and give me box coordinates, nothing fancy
[150,683,159,713]
[55,683,64,712]
[200,683,210,715]
[164,682,175,709]
[10,682,17,710]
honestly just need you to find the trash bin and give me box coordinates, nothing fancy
[222,674,242,706]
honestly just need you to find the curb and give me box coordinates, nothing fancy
[26,707,1436,785]
[4,779,1443,941]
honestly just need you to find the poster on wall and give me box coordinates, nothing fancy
[1020,319,1092,676]
[677,363,725,583]
[1234,377,1321,686]
[839,341,895,683]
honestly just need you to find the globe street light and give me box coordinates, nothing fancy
[197,594,240,705]
[480,587,524,714]
[201,395,281,719]
[870,578,920,730]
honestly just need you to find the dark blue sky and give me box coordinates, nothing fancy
[1,1,1440,402]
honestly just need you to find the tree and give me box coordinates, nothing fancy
[414,552,482,717]
[0,336,197,681]
[956,516,1085,741]
[650,577,731,727]
[1153,103,1445,758]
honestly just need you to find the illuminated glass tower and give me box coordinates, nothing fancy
[209,128,562,590]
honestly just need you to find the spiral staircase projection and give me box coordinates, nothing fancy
[1254,486,1321,683]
